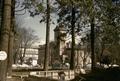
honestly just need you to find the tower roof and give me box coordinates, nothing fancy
[54,24,66,32]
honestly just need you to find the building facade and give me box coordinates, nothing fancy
[54,24,66,56]
[37,24,91,69]
[53,24,91,68]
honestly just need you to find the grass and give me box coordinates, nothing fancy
[71,67,120,81]
[24,75,58,81]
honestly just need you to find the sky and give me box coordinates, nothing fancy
[15,11,86,45]
[16,12,56,45]
[15,0,57,45]
[15,0,84,45]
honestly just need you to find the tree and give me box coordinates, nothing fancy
[76,0,116,71]
[100,54,111,66]
[56,0,120,71]
[79,0,119,71]
[0,0,16,77]
[13,23,21,64]
[7,0,15,76]
[44,0,50,71]
[0,0,12,81]
[82,0,96,71]
[80,34,91,68]
[0,0,3,30]
[70,1,76,70]
[14,27,38,64]
[56,0,82,70]
[93,0,120,66]
[109,44,120,65]
[19,0,57,70]
[0,0,4,44]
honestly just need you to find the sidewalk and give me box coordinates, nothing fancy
[7,77,23,81]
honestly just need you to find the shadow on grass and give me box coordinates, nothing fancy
[71,67,120,81]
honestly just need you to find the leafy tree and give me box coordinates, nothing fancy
[94,0,120,65]
[56,0,83,70]
[100,54,111,66]
[80,0,120,70]
[108,44,120,65]
[56,0,100,71]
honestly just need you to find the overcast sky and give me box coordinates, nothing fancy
[15,0,57,45]
[16,11,56,45]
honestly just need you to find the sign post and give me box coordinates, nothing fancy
[0,51,7,60]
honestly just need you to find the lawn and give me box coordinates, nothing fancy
[71,67,120,81]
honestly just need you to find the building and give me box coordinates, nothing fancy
[23,48,38,60]
[31,24,91,68]
[54,24,66,56]
[18,47,39,66]
[53,24,91,68]
[65,46,91,68]
[37,45,45,65]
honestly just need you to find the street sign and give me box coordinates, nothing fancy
[0,51,7,60]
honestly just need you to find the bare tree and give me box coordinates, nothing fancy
[14,27,39,64]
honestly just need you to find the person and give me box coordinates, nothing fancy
[58,71,65,81]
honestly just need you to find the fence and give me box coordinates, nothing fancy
[30,70,77,80]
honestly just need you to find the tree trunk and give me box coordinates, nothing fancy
[7,29,14,76]
[19,47,26,65]
[70,5,76,70]
[7,0,15,76]
[13,52,17,64]
[0,0,4,42]
[83,50,87,69]
[0,0,12,81]
[44,0,50,71]
[91,16,96,72]
[37,46,41,65]
[100,42,105,65]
